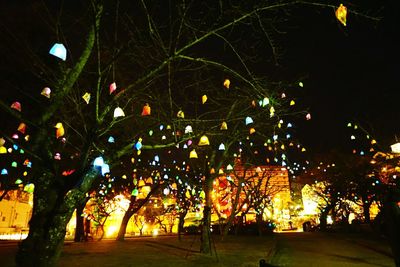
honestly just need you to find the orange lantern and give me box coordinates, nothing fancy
[141,103,151,116]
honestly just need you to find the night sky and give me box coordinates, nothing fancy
[0,1,399,155]
[279,1,400,153]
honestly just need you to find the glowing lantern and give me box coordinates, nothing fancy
[287,123,293,128]
[299,82,304,87]
[249,128,256,134]
[1,169,8,175]
[171,183,177,190]
[270,106,275,117]
[351,135,356,140]
[41,87,51,98]
[108,136,115,143]
[12,134,18,139]
[189,149,198,158]
[15,179,23,185]
[200,191,206,199]
[131,188,139,196]
[17,123,26,134]
[335,4,347,26]
[82,92,91,104]
[226,164,233,171]
[54,153,61,160]
[301,148,306,152]
[290,100,295,106]
[141,103,151,116]
[281,93,286,98]
[24,183,35,194]
[55,122,64,138]
[347,122,352,127]
[146,177,153,184]
[202,95,207,104]
[245,116,253,125]
[49,43,67,61]
[11,102,21,112]
[163,188,170,195]
[113,107,125,118]
[11,161,17,168]
[185,125,193,134]
[391,143,400,154]
[218,143,225,151]
[306,113,311,120]
[210,168,215,174]
[260,97,269,107]
[198,135,210,146]
[93,156,104,167]
[0,138,4,146]
[177,110,185,118]
[371,139,377,145]
[101,163,110,176]
[138,179,145,187]
[109,82,117,94]
[135,139,143,150]
[220,121,228,130]
[223,79,230,89]
[256,167,262,173]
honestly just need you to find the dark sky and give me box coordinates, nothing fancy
[279,1,400,153]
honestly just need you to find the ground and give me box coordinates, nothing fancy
[0,232,395,266]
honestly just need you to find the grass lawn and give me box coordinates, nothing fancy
[57,234,275,267]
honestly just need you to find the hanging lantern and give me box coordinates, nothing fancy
[109,82,117,94]
[93,156,104,167]
[163,187,170,195]
[335,4,347,26]
[299,82,304,87]
[82,92,91,104]
[101,164,110,176]
[135,139,143,150]
[210,168,215,174]
[15,179,23,185]
[11,161,17,168]
[41,87,51,98]
[245,116,253,125]
[54,122,65,138]
[24,183,35,194]
[269,106,275,117]
[146,177,153,184]
[108,136,115,143]
[220,121,228,130]
[141,103,151,116]
[17,123,26,134]
[391,143,400,153]
[306,113,311,120]
[260,97,269,107]
[1,168,8,175]
[131,188,139,196]
[218,143,225,151]
[226,164,233,171]
[185,125,193,134]
[171,183,177,189]
[138,179,145,187]
[198,135,210,146]
[49,43,67,61]
[223,79,230,89]
[177,110,185,118]
[202,95,208,104]
[249,128,256,134]
[189,149,198,158]
[0,138,4,146]
[11,102,21,112]
[113,107,125,118]
[290,100,295,106]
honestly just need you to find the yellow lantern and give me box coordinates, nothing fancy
[335,4,347,26]
[223,79,230,89]
[17,123,26,134]
[82,92,91,104]
[189,149,198,159]
[220,121,228,130]
[202,95,207,104]
[249,128,256,134]
[138,179,145,187]
[54,122,64,138]
[198,135,210,146]
[177,110,185,118]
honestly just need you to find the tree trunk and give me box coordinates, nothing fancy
[74,200,87,242]
[200,177,212,254]
[16,174,86,266]
[382,201,400,266]
[178,210,187,240]
[116,207,134,241]
[319,210,329,231]
[362,199,371,224]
